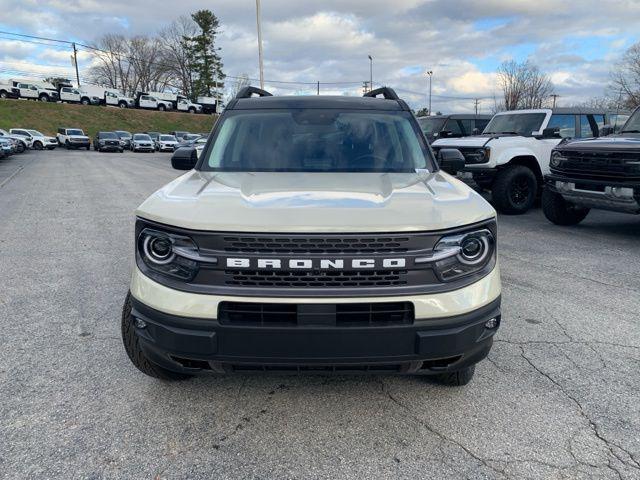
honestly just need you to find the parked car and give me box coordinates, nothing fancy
[58,86,101,105]
[146,91,203,113]
[0,128,31,152]
[197,96,219,114]
[0,80,19,99]
[123,86,500,386]
[418,114,492,143]
[10,79,59,102]
[10,129,57,150]
[178,134,202,147]
[0,138,13,157]
[542,106,640,225]
[114,131,133,149]
[157,134,178,152]
[170,131,190,141]
[131,133,155,152]
[79,85,135,108]
[146,132,161,150]
[56,127,90,150]
[93,131,124,152]
[432,108,623,214]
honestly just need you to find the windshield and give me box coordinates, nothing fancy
[202,110,431,173]
[27,130,44,136]
[67,129,84,136]
[115,131,131,138]
[99,132,118,139]
[133,134,151,141]
[483,113,546,136]
[417,117,446,134]
[621,110,640,133]
[160,135,176,141]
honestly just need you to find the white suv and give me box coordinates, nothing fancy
[10,129,57,150]
[56,128,90,150]
[432,108,618,213]
[59,87,100,105]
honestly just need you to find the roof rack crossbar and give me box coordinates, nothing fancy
[363,87,400,101]
[235,86,273,99]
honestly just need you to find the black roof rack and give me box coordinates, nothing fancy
[235,86,273,99]
[363,87,400,101]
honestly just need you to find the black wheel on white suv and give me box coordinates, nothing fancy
[158,104,166,111]
[188,107,196,114]
[542,189,590,225]
[81,98,90,105]
[118,101,127,109]
[65,140,71,149]
[33,141,43,150]
[17,142,26,153]
[492,165,537,214]
[39,94,49,102]
[121,292,191,380]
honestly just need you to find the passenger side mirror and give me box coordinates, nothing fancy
[171,148,198,170]
[540,127,561,139]
[600,124,613,137]
[437,148,466,174]
[439,130,451,139]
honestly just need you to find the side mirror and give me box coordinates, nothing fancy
[600,125,613,137]
[437,148,466,174]
[171,148,198,170]
[540,127,560,139]
[439,130,451,138]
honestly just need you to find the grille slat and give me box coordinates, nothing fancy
[221,235,411,254]
[218,301,414,327]
[556,150,640,180]
[224,269,408,288]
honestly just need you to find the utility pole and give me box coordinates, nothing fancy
[255,0,264,89]
[72,42,80,87]
[317,81,320,95]
[550,94,559,108]
[368,55,373,91]
[426,70,433,115]
[474,98,480,115]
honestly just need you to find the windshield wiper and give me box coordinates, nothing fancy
[498,131,520,135]
[621,129,640,133]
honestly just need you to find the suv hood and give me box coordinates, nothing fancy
[432,134,520,149]
[69,135,89,140]
[556,134,640,151]
[137,171,495,232]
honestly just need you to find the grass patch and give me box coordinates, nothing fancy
[0,99,217,137]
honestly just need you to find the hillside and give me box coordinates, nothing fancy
[0,99,218,137]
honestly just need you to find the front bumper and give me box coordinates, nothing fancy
[129,266,501,375]
[546,174,640,214]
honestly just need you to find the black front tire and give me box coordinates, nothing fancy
[491,165,538,214]
[542,189,590,225]
[17,142,25,153]
[435,365,476,386]
[121,293,191,380]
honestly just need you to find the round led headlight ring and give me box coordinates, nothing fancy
[458,234,490,265]
[143,235,175,265]
[550,152,563,168]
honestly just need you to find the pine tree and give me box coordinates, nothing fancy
[184,9,225,99]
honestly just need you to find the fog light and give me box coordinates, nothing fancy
[485,318,498,329]
[134,318,147,329]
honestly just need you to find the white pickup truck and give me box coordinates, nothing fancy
[0,80,18,99]
[58,86,101,105]
[147,91,202,113]
[431,108,620,213]
[135,93,172,111]
[10,80,59,102]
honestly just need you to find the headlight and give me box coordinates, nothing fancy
[138,229,204,280]
[550,151,564,168]
[430,228,495,281]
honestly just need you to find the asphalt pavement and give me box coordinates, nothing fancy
[0,149,638,480]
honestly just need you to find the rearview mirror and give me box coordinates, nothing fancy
[171,148,198,170]
[437,148,466,174]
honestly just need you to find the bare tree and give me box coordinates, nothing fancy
[497,60,553,110]
[88,34,134,94]
[159,16,198,98]
[128,36,167,93]
[611,42,640,109]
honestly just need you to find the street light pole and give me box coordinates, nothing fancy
[426,70,433,115]
[256,0,265,90]
[368,55,373,92]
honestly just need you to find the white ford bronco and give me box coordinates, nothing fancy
[432,108,619,213]
[122,87,502,386]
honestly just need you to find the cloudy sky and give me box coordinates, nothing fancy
[1,0,639,113]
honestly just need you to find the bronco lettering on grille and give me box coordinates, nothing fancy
[226,258,406,269]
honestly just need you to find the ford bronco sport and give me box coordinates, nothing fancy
[122,87,502,386]
[432,108,621,214]
[542,106,640,224]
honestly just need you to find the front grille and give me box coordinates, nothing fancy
[224,269,408,288]
[221,235,411,254]
[556,150,640,180]
[218,301,414,327]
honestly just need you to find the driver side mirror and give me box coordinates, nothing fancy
[439,130,451,138]
[171,148,198,170]
[540,127,561,139]
[437,148,466,174]
[599,124,613,137]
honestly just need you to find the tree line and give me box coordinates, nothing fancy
[88,9,225,100]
